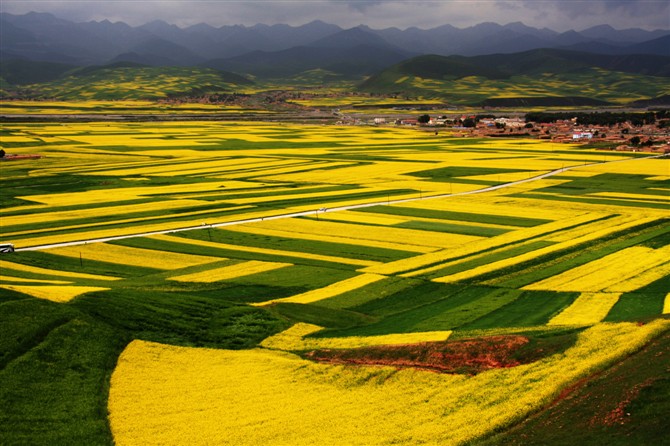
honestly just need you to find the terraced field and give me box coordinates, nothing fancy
[1,121,668,445]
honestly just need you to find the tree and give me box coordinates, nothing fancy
[0,149,5,158]
[417,114,430,124]
[462,117,476,128]
[630,136,641,146]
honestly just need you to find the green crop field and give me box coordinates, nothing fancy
[1,119,668,445]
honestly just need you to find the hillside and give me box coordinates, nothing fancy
[359,49,670,105]
[204,44,412,80]
[3,64,253,100]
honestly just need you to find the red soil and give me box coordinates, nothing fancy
[304,335,530,374]
[1,154,42,161]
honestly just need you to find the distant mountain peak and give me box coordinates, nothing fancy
[2,11,668,70]
[308,26,396,49]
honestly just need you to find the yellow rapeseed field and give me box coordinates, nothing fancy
[108,320,669,446]
[169,260,291,282]
[524,245,670,292]
[51,243,219,270]
[547,293,621,326]
[311,210,409,226]
[0,276,71,285]
[0,285,109,303]
[260,323,452,350]
[150,234,381,267]
[1,199,210,228]
[432,215,661,284]
[18,181,235,207]
[257,273,386,306]
[0,259,119,281]
[4,119,669,445]
[372,212,602,277]
[240,218,479,250]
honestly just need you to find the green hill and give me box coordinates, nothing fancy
[359,49,670,105]
[0,59,77,85]
[479,327,670,446]
[11,64,253,100]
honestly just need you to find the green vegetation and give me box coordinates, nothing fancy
[604,293,667,322]
[2,249,160,278]
[393,220,510,237]
[458,290,580,329]
[0,259,291,444]
[312,284,527,336]
[421,240,555,279]
[0,59,77,85]
[360,204,551,227]
[481,328,670,446]
[186,228,417,263]
[13,65,252,100]
[315,276,419,310]
[359,50,670,104]
[486,218,670,288]
[267,303,374,329]
[409,165,533,181]
[73,289,287,348]
[0,299,127,445]
[1,120,667,445]
[526,110,665,126]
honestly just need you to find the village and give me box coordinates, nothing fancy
[337,112,670,154]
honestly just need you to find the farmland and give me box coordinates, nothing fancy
[1,120,669,445]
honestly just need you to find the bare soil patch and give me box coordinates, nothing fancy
[304,335,532,375]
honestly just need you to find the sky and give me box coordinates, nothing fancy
[1,0,669,31]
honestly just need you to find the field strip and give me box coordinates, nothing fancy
[364,212,607,276]
[50,243,220,270]
[523,245,670,293]
[15,154,666,252]
[150,234,381,267]
[236,218,481,249]
[0,285,110,303]
[547,292,621,326]
[107,321,669,446]
[431,215,661,284]
[226,224,441,253]
[169,261,292,282]
[260,323,452,350]
[1,199,214,228]
[3,205,254,238]
[254,273,386,306]
[0,259,120,281]
[0,276,71,285]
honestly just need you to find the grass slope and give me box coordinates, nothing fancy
[359,49,670,104]
[16,65,253,100]
[479,325,670,446]
[0,290,289,445]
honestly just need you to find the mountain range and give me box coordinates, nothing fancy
[1,11,669,79]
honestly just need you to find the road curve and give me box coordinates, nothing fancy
[15,153,667,252]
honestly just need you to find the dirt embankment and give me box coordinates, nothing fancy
[304,335,533,375]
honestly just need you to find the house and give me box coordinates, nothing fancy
[573,132,593,140]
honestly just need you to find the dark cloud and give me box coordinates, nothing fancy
[336,0,386,13]
[519,0,669,28]
[0,0,667,30]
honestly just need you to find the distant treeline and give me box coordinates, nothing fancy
[525,110,669,127]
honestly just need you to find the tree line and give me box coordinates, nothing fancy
[525,110,669,127]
